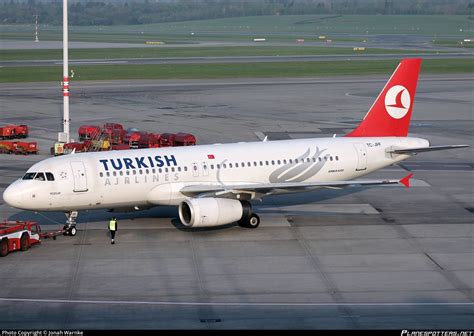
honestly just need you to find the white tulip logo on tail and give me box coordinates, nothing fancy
[384,85,411,119]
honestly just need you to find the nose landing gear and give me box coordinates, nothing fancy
[63,211,78,236]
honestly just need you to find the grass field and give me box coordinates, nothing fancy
[1,15,472,44]
[433,38,474,48]
[1,58,471,83]
[0,46,442,61]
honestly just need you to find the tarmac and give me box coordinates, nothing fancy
[0,75,472,329]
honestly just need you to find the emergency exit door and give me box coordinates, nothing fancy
[70,161,88,192]
[353,143,368,171]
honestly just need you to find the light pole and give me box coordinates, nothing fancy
[59,0,70,143]
[34,15,39,42]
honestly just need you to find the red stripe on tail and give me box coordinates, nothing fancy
[346,58,422,137]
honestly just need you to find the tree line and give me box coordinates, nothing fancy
[1,0,473,26]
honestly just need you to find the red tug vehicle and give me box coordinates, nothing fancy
[0,221,63,257]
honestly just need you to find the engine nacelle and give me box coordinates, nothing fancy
[179,198,249,228]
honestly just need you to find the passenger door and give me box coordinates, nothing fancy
[353,143,368,171]
[70,161,88,192]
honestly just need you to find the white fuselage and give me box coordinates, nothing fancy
[3,136,428,212]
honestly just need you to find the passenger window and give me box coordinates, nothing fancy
[223,164,227,169]
[271,160,275,165]
[306,158,310,163]
[178,167,181,172]
[229,163,233,168]
[312,158,316,162]
[289,159,293,164]
[283,160,287,164]
[216,164,220,169]
[106,172,110,177]
[146,169,149,174]
[336,156,339,161]
[235,163,239,168]
[248,162,251,167]
[120,171,123,176]
[22,172,36,180]
[318,157,322,162]
[265,161,269,165]
[184,166,188,172]
[99,172,103,178]
[210,165,214,170]
[126,171,130,175]
[133,170,136,175]
[34,173,45,181]
[171,167,175,172]
[330,157,333,161]
[165,168,168,173]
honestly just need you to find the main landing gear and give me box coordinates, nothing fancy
[63,211,78,236]
[238,200,261,229]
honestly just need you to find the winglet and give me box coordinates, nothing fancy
[399,173,414,188]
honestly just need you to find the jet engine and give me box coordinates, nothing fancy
[178,198,257,228]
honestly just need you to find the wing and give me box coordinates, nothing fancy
[387,145,469,155]
[180,173,414,199]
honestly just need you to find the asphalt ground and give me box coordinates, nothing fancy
[0,75,472,329]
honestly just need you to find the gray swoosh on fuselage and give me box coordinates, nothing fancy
[269,147,327,183]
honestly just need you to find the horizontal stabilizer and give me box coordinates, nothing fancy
[388,145,469,155]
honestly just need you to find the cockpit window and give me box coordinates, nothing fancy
[46,172,55,181]
[34,173,46,181]
[22,172,36,180]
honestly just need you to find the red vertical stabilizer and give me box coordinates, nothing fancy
[346,58,422,137]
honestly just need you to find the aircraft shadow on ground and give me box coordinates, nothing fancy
[8,188,362,227]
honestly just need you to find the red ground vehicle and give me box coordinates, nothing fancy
[13,125,29,138]
[109,128,127,145]
[0,125,16,139]
[64,142,86,153]
[0,221,41,257]
[0,141,15,153]
[128,132,157,149]
[78,125,102,141]
[103,123,125,144]
[159,133,176,147]
[148,133,160,148]
[13,141,38,154]
[174,133,196,146]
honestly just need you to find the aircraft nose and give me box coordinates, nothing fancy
[3,182,22,209]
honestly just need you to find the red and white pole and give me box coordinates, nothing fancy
[62,0,70,143]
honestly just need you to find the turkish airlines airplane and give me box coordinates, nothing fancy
[2,58,468,236]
